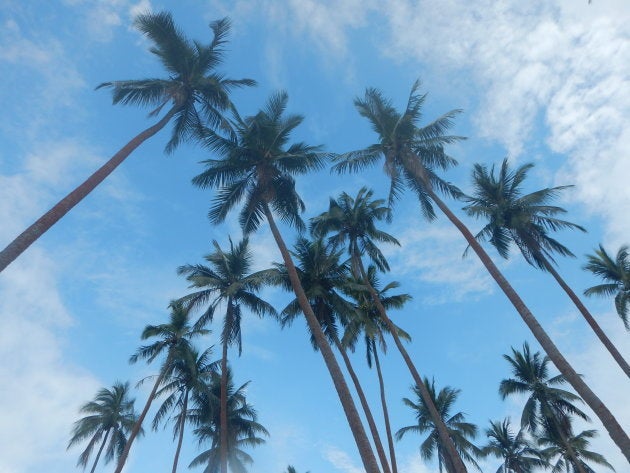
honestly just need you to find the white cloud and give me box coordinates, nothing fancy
[323,445,364,473]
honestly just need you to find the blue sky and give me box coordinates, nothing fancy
[1,1,629,473]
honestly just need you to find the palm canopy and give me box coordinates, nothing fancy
[192,91,328,233]
[481,418,547,473]
[462,158,585,270]
[97,11,255,153]
[538,429,615,473]
[583,244,630,329]
[332,80,463,219]
[311,186,399,273]
[396,377,482,473]
[67,381,139,471]
[499,343,589,435]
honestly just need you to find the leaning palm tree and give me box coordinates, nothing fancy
[0,11,254,274]
[67,382,139,473]
[177,237,276,473]
[462,158,630,377]
[114,301,208,473]
[583,244,630,331]
[312,187,463,473]
[191,91,380,472]
[396,378,482,473]
[480,418,547,473]
[538,428,615,473]
[333,80,630,460]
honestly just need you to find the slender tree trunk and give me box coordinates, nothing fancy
[90,428,110,473]
[423,186,630,462]
[114,354,172,473]
[171,391,189,473]
[541,257,630,378]
[373,346,398,473]
[0,106,178,274]
[355,258,468,473]
[333,337,392,473]
[262,204,381,473]
[220,311,230,473]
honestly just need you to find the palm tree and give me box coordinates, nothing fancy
[115,301,208,473]
[190,370,268,473]
[277,236,392,473]
[0,11,254,274]
[333,80,630,460]
[191,91,380,473]
[480,418,546,473]
[67,382,139,473]
[153,346,218,473]
[462,158,630,377]
[312,186,464,473]
[177,237,276,473]
[583,244,630,330]
[396,377,482,473]
[538,428,615,473]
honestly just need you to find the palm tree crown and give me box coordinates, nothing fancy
[480,418,546,473]
[538,428,615,473]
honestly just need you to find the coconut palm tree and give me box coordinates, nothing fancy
[114,301,208,473]
[480,418,546,473]
[0,11,254,274]
[396,378,482,473]
[153,346,218,473]
[312,187,463,473]
[177,237,276,473]
[462,158,630,378]
[191,91,380,473]
[583,244,630,330]
[67,382,139,473]
[189,370,268,473]
[538,428,615,473]
[333,80,630,460]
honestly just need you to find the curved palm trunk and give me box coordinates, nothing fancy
[423,186,630,462]
[372,346,398,473]
[540,257,630,378]
[171,391,189,473]
[0,106,178,274]
[333,337,392,473]
[262,203,381,473]
[220,310,231,473]
[355,258,468,473]
[90,428,111,473]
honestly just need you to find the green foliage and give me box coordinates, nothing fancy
[481,418,547,473]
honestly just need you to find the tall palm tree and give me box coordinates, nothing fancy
[277,236,392,473]
[396,377,482,473]
[177,237,276,473]
[189,370,268,473]
[0,11,254,274]
[191,91,380,473]
[67,382,139,473]
[115,301,208,473]
[312,186,464,473]
[462,158,630,377]
[333,81,630,460]
[538,428,615,473]
[153,346,218,473]
[480,418,547,473]
[583,244,630,330]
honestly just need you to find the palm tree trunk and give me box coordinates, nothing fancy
[171,391,189,473]
[220,311,230,473]
[90,428,110,473]
[262,203,381,473]
[333,336,392,473]
[423,186,630,462]
[0,106,178,274]
[540,257,630,378]
[354,258,468,473]
[114,354,172,473]
[372,346,398,473]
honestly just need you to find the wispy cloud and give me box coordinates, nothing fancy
[323,445,364,473]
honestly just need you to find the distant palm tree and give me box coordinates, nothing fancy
[191,92,380,472]
[584,244,630,330]
[538,428,615,473]
[462,158,630,377]
[68,382,139,473]
[396,377,482,473]
[178,237,276,473]
[285,466,310,473]
[0,11,254,274]
[480,418,546,473]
